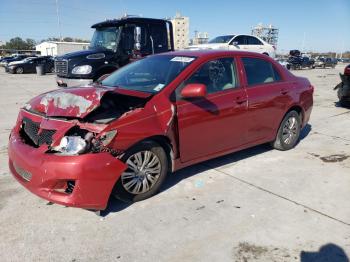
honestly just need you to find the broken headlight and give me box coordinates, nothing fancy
[99,130,117,146]
[55,136,87,155]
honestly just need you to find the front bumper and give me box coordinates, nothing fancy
[56,76,93,88]
[8,131,127,210]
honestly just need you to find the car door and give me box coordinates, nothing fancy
[28,58,39,73]
[246,36,265,54]
[229,35,246,51]
[176,57,249,163]
[240,56,292,143]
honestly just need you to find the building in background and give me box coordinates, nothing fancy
[190,31,209,45]
[170,12,189,50]
[35,41,90,56]
[252,23,279,46]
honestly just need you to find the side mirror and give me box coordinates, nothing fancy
[231,41,239,46]
[181,84,207,98]
[134,26,141,51]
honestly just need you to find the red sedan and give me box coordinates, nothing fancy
[8,50,313,210]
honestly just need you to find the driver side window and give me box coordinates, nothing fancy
[181,58,238,95]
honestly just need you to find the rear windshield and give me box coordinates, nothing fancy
[208,35,235,44]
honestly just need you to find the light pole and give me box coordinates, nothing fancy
[55,0,62,41]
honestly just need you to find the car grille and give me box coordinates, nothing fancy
[21,117,56,147]
[55,60,68,76]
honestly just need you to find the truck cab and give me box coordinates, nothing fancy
[55,17,174,87]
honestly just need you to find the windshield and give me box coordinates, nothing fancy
[90,27,121,51]
[101,55,196,93]
[208,35,235,44]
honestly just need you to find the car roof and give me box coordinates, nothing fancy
[92,17,168,28]
[158,50,270,59]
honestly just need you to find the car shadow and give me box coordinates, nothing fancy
[335,101,350,108]
[300,243,349,262]
[101,124,312,216]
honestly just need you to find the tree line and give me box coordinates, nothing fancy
[0,37,89,51]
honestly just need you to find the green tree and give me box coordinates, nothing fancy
[2,37,36,50]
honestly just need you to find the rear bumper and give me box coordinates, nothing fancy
[56,76,93,88]
[8,132,127,210]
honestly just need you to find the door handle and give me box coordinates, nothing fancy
[235,96,247,104]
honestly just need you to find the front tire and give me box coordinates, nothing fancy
[272,111,301,151]
[112,141,168,202]
[16,67,24,74]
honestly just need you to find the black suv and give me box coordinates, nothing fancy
[287,56,315,70]
[6,56,54,74]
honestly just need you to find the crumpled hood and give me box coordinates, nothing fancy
[25,87,109,118]
[187,43,229,50]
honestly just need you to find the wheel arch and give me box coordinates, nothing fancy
[273,104,304,140]
[126,135,175,173]
[286,104,304,123]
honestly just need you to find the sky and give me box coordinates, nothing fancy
[0,0,349,53]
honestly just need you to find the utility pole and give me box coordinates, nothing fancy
[340,41,344,60]
[301,32,306,53]
[55,0,62,41]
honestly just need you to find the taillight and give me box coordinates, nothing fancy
[310,85,314,94]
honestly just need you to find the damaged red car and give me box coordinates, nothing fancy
[8,50,313,210]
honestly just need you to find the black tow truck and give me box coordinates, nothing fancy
[55,16,174,87]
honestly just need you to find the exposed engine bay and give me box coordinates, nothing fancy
[84,92,150,124]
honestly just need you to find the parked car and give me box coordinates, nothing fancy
[0,54,32,67]
[6,56,54,74]
[345,64,350,76]
[187,34,276,57]
[334,64,350,106]
[8,50,313,210]
[314,57,337,68]
[288,56,315,70]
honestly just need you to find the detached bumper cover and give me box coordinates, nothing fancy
[8,132,127,210]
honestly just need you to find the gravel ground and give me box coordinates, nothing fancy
[0,65,349,262]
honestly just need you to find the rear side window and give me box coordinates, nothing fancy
[242,57,281,86]
[247,36,263,45]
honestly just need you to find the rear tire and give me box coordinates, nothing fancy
[272,111,301,151]
[112,141,168,203]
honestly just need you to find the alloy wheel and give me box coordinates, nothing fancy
[282,116,298,145]
[121,151,161,195]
